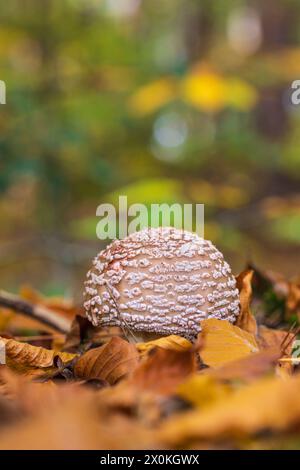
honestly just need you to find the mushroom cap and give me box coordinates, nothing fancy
[84,227,240,340]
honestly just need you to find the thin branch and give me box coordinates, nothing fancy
[14,334,65,342]
[280,322,300,356]
[0,290,71,334]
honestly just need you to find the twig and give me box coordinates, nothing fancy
[14,334,65,342]
[0,290,71,334]
[280,322,299,355]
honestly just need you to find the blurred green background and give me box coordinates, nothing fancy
[1,0,300,298]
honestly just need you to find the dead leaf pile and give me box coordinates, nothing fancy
[0,267,300,449]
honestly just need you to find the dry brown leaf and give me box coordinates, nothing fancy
[0,336,76,373]
[0,367,33,401]
[258,325,296,377]
[136,335,192,355]
[97,381,164,426]
[235,270,257,335]
[97,380,138,413]
[159,373,300,446]
[200,319,259,368]
[0,386,158,450]
[2,271,300,451]
[1,368,105,421]
[258,325,294,354]
[131,347,197,395]
[0,396,103,450]
[74,337,139,385]
[204,347,281,383]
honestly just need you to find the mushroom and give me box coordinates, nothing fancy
[84,227,240,341]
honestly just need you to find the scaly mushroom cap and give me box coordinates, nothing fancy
[84,227,240,340]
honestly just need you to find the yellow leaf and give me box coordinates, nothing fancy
[159,374,300,445]
[235,270,257,335]
[128,78,176,116]
[0,336,76,372]
[200,319,259,368]
[205,347,281,383]
[177,374,231,408]
[136,335,192,355]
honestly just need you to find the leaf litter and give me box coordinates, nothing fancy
[0,266,300,449]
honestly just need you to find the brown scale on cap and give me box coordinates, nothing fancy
[83,227,240,341]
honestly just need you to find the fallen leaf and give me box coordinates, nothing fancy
[0,395,104,450]
[97,380,138,414]
[97,381,164,426]
[176,348,281,410]
[258,325,295,355]
[0,336,76,374]
[159,374,300,446]
[0,367,63,416]
[131,347,197,395]
[200,319,259,368]
[0,387,158,449]
[177,374,231,408]
[136,335,192,355]
[74,337,139,385]
[204,347,281,383]
[235,270,257,335]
